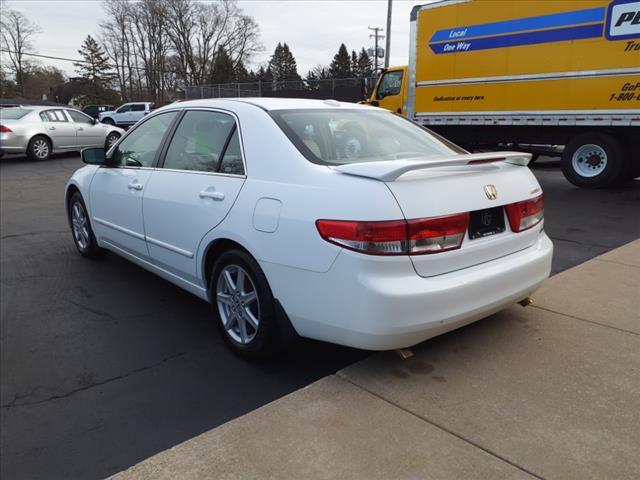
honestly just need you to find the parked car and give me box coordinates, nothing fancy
[82,104,115,120]
[98,102,154,127]
[0,106,124,161]
[65,98,553,358]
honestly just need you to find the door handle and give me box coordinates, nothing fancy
[48,126,56,130]
[199,189,225,201]
[128,181,143,191]
[78,127,84,131]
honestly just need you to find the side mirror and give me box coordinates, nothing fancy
[81,147,107,165]
[91,117,98,125]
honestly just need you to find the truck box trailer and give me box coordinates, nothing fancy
[366,0,640,187]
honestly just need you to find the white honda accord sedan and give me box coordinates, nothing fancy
[65,98,553,357]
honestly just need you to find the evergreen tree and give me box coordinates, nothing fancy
[234,59,250,83]
[356,48,373,78]
[73,35,115,102]
[329,43,351,79]
[268,42,301,89]
[210,46,235,84]
[350,50,358,76]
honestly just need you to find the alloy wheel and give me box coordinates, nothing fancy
[33,139,49,159]
[216,264,260,344]
[71,201,90,250]
[106,133,119,148]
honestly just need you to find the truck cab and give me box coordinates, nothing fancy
[98,102,155,128]
[365,66,408,116]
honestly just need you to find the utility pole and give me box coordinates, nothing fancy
[368,26,385,76]
[385,0,392,68]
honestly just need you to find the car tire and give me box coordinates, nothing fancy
[101,117,115,126]
[27,135,51,161]
[209,249,282,359]
[68,192,101,258]
[561,133,627,188]
[105,131,120,149]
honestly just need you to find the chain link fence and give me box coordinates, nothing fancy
[185,77,377,103]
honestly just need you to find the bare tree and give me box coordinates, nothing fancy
[100,0,135,101]
[165,0,262,87]
[0,7,41,97]
[100,0,261,103]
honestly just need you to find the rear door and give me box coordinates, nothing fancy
[89,111,179,260]
[142,109,246,285]
[40,109,77,148]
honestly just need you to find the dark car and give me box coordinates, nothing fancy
[82,105,116,119]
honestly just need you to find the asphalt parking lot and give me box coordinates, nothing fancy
[1,152,638,480]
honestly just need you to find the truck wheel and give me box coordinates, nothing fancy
[101,117,115,126]
[561,133,627,188]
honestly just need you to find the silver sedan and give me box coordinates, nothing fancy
[0,106,125,161]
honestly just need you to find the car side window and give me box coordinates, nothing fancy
[67,110,94,124]
[116,104,131,113]
[131,104,145,112]
[376,70,403,100]
[218,129,244,175]
[42,110,69,122]
[163,110,241,174]
[110,111,178,168]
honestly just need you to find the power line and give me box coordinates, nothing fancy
[0,48,182,75]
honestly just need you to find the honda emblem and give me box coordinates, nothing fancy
[484,185,497,200]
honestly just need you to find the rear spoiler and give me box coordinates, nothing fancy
[332,151,532,181]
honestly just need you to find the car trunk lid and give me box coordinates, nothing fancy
[333,153,543,277]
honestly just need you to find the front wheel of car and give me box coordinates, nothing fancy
[27,135,51,161]
[101,117,115,126]
[210,249,282,359]
[105,132,120,149]
[69,192,101,258]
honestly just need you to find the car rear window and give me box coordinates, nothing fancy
[270,109,465,166]
[0,108,31,120]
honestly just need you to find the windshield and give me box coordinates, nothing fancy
[0,108,31,120]
[270,109,465,165]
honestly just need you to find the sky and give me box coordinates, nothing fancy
[3,0,427,80]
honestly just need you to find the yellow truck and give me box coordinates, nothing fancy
[366,0,640,187]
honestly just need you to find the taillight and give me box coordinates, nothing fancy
[316,212,469,256]
[505,194,544,232]
[0,125,12,133]
[407,213,470,254]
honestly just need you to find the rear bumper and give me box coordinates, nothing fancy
[0,134,27,154]
[263,231,553,350]
[0,145,26,154]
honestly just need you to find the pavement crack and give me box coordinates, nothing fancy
[530,305,638,336]
[546,236,612,250]
[336,374,546,480]
[0,230,67,240]
[67,299,114,319]
[0,351,187,410]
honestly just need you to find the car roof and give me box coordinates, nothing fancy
[172,97,374,112]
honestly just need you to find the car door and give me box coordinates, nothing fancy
[142,109,246,284]
[130,103,147,124]
[375,69,405,114]
[66,109,103,147]
[113,104,132,125]
[89,111,179,260]
[40,109,77,148]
